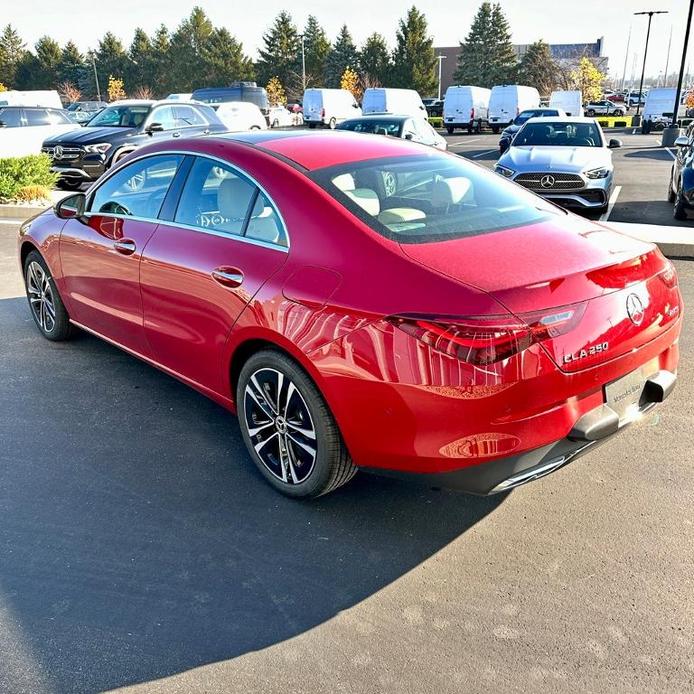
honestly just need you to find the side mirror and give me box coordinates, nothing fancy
[54,192,86,220]
[608,139,622,149]
[675,135,689,147]
[146,122,164,134]
[404,133,415,140]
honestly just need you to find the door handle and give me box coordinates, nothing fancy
[113,239,137,255]
[211,268,244,288]
[172,131,181,138]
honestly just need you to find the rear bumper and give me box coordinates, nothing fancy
[364,370,676,495]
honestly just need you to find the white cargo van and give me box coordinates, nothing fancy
[549,90,583,117]
[303,88,361,128]
[362,88,428,120]
[488,85,540,133]
[643,88,683,126]
[443,86,491,133]
[0,90,63,108]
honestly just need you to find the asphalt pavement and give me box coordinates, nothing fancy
[0,215,693,693]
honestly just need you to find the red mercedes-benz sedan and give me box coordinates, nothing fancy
[18,131,682,498]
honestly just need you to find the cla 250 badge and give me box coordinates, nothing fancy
[563,342,609,364]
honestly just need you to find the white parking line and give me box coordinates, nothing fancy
[0,219,23,225]
[472,149,497,159]
[599,185,621,223]
[451,138,480,145]
[664,147,677,160]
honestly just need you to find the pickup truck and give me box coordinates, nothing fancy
[584,100,626,116]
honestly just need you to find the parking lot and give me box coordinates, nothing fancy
[1,205,693,691]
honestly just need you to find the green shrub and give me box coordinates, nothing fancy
[428,116,443,128]
[0,154,58,202]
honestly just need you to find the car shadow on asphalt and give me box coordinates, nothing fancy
[622,148,675,161]
[0,297,506,693]
[607,200,692,227]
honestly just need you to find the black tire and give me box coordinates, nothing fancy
[586,109,595,117]
[237,350,357,498]
[272,119,279,128]
[446,126,454,134]
[491,125,499,134]
[328,117,337,130]
[674,190,688,220]
[668,177,677,203]
[23,250,73,341]
[308,122,316,129]
[56,179,83,191]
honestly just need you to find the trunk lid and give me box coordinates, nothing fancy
[401,218,681,372]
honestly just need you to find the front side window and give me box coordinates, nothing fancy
[25,109,53,126]
[148,106,177,130]
[0,108,22,127]
[174,157,287,246]
[88,105,151,128]
[89,154,183,219]
[514,122,602,148]
[315,153,560,244]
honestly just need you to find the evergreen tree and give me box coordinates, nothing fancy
[391,7,436,94]
[95,32,128,96]
[517,40,557,95]
[58,41,86,87]
[25,36,61,89]
[325,25,358,88]
[0,24,26,88]
[453,2,517,88]
[360,33,391,86]
[299,16,330,89]
[169,7,214,91]
[127,28,153,92]
[149,25,172,96]
[202,27,254,86]
[256,12,300,89]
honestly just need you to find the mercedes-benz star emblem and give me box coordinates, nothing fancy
[626,293,645,326]
[54,145,63,158]
[540,174,555,188]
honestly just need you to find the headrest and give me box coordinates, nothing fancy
[217,176,256,220]
[344,188,380,216]
[333,173,356,191]
[431,177,472,207]
[378,207,426,225]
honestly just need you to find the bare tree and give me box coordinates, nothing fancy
[58,81,82,104]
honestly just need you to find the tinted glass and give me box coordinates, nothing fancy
[89,155,183,218]
[514,121,602,147]
[48,109,73,124]
[174,105,206,127]
[149,105,177,130]
[88,105,151,128]
[338,120,402,136]
[317,153,560,244]
[0,108,22,127]
[175,157,287,246]
[24,109,53,126]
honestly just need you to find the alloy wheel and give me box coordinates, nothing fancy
[243,368,317,485]
[26,261,56,334]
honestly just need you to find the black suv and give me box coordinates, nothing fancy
[42,100,226,189]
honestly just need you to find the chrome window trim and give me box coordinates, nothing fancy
[84,149,290,251]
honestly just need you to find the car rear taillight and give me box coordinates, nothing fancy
[321,107,325,118]
[387,306,584,366]
[470,107,475,120]
[587,252,673,289]
[659,260,678,289]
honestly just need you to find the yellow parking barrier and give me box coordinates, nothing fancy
[594,115,634,129]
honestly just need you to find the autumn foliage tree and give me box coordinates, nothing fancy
[107,75,126,102]
[266,76,286,106]
[340,66,361,101]
[571,56,604,103]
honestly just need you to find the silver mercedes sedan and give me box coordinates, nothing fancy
[494,117,621,215]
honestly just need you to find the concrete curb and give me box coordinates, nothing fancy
[606,222,694,260]
[0,203,50,220]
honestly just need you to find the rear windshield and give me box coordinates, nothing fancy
[514,109,557,125]
[514,121,602,147]
[313,153,560,244]
[338,120,402,136]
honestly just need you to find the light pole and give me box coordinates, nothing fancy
[436,55,446,100]
[662,0,694,146]
[621,25,632,92]
[633,10,668,119]
[664,24,673,86]
[299,34,306,93]
[91,54,101,102]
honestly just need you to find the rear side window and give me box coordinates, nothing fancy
[89,154,183,219]
[0,108,22,127]
[314,153,560,244]
[174,157,287,247]
[25,109,53,126]
[174,105,206,127]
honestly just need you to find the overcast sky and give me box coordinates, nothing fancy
[7,0,689,82]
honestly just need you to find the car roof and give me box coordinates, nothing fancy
[215,129,428,170]
[523,116,598,124]
[341,114,409,122]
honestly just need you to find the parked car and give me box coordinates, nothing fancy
[19,130,681,498]
[303,88,361,128]
[443,86,491,134]
[336,114,446,150]
[488,85,541,133]
[668,133,694,219]
[549,90,583,117]
[165,93,193,101]
[0,106,77,158]
[643,88,683,130]
[191,82,269,115]
[268,105,296,128]
[626,91,647,108]
[362,88,428,121]
[65,101,108,124]
[495,117,621,215]
[214,101,267,132]
[423,98,444,117]
[0,89,63,108]
[584,100,626,117]
[41,99,225,190]
[498,107,567,154]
